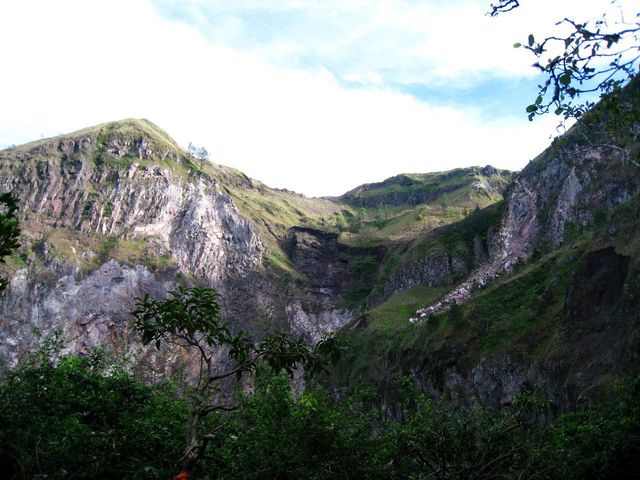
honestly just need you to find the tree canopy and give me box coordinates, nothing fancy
[132,286,341,479]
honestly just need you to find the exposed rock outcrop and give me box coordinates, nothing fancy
[284,226,386,299]
[411,130,640,322]
[384,250,463,295]
[0,259,175,370]
[0,120,348,371]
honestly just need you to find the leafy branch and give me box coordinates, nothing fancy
[519,14,640,121]
[491,0,640,124]
[132,286,342,479]
[489,0,519,17]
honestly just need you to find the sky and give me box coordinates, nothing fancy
[0,0,635,197]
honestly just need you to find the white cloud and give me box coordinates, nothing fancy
[152,0,638,87]
[0,0,599,196]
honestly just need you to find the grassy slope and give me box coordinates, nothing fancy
[339,168,511,245]
[327,83,640,386]
[341,169,511,205]
[326,193,640,394]
[209,165,354,275]
[212,164,512,284]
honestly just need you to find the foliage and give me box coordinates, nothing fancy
[0,345,190,479]
[132,286,342,476]
[390,392,541,479]
[133,287,340,377]
[489,0,521,16]
[187,142,209,162]
[491,0,639,123]
[2,340,640,480]
[0,192,20,291]
[188,142,209,171]
[214,374,640,480]
[447,303,464,324]
[207,373,389,480]
[539,375,640,479]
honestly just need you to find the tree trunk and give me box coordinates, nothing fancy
[175,409,203,479]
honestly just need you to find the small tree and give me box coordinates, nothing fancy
[132,286,340,479]
[187,142,210,171]
[0,193,20,292]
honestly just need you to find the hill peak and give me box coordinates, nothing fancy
[1,118,192,175]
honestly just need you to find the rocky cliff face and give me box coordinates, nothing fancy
[411,125,640,322]
[285,227,386,300]
[2,260,174,369]
[2,106,639,413]
[0,120,348,371]
[314,79,640,415]
[350,88,640,411]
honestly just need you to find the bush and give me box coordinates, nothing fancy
[0,348,189,479]
[207,372,389,479]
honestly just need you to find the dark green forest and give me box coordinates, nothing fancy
[1,339,639,479]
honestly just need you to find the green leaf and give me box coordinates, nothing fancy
[535,95,543,105]
[559,73,571,86]
[528,34,535,47]
[513,42,522,48]
[526,104,537,113]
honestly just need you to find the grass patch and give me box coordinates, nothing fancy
[339,255,382,309]
[366,285,450,332]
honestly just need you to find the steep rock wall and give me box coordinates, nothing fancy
[0,126,349,371]
[412,134,640,321]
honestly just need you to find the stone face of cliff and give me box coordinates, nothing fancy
[0,120,349,370]
[0,117,516,387]
[2,129,264,283]
[1,260,174,369]
[411,125,640,322]
[2,100,638,413]
[501,139,640,254]
[284,227,386,301]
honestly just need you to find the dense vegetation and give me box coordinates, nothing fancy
[1,341,639,479]
[0,193,20,291]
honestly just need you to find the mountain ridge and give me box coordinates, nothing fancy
[0,118,510,375]
[2,98,639,412]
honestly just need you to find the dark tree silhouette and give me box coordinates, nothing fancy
[133,286,341,479]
